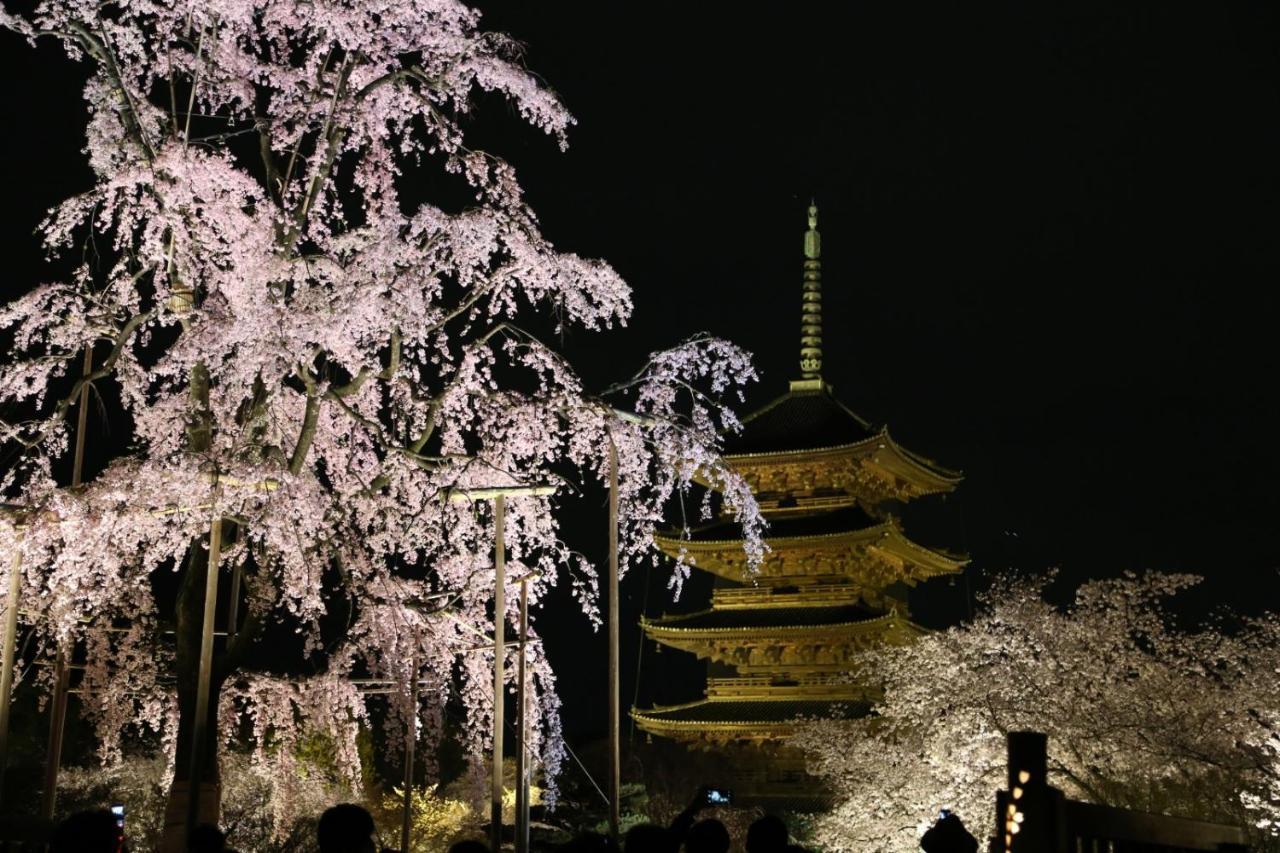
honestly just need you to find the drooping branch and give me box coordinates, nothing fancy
[3,309,154,450]
[286,56,354,246]
[65,22,156,162]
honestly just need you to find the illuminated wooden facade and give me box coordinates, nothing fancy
[631,205,965,805]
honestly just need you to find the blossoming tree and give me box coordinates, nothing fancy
[793,573,1280,853]
[0,0,763,839]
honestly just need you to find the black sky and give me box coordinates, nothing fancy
[2,1,1279,747]
[474,0,1280,741]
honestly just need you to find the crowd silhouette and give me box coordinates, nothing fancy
[47,794,980,852]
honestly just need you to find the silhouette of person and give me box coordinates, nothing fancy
[317,803,379,853]
[745,815,789,853]
[50,809,121,853]
[920,812,978,853]
[625,822,677,853]
[449,841,492,853]
[558,831,612,853]
[684,818,730,853]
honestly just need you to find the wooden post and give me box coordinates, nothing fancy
[41,343,93,820]
[39,647,71,820]
[607,440,621,843]
[401,656,417,853]
[445,485,552,853]
[491,494,506,853]
[515,576,531,853]
[0,530,25,807]
[226,565,242,647]
[186,515,224,841]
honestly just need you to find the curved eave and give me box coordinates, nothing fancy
[640,611,919,641]
[630,711,800,735]
[723,427,961,496]
[629,701,814,738]
[876,524,969,574]
[653,521,967,577]
[630,714,799,743]
[875,428,963,493]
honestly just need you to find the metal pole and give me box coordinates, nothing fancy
[491,494,506,853]
[607,440,621,844]
[186,515,223,842]
[401,655,417,853]
[41,344,92,820]
[515,577,530,853]
[0,530,25,807]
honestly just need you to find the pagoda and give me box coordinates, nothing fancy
[630,204,965,807]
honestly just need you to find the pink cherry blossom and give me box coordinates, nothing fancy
[0,0,763,832]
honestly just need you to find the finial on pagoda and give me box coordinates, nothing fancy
[795,201,824,388]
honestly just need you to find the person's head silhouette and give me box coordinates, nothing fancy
[920,812,978,853]
[746,815,788,853]
[51,810,119,853]
[686,818,730,853]
[625,822,675,853]
[317,803,378,853]
[448,842,491,853]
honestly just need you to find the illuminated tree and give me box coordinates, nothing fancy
[793,573,1280,853]
[0,0,764,835]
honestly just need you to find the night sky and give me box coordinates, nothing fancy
[3,1,1280,749]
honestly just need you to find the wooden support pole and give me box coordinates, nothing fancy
[515,576,531,853]
[0,531,25,807]
[42,343,93,820]
[186,515,223,842]
[39,647,71,821]
[226,564,241,647]
[401,655,417,853]
[607,440,621,844]
[491,494,506,853]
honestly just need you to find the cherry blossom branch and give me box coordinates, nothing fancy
[3,308,154,449]
[64,22,156,162]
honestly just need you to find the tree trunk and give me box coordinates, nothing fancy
[158,532,228,851]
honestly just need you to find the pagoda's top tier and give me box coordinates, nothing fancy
[723,383,874,456]
[712,204,960,506]
[719,384,960,510]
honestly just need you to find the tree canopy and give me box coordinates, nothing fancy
[0,0,763,832]
[795,573,1280,852]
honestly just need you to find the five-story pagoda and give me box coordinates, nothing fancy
[631,204,965,807]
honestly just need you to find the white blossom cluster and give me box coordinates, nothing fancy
[0,0,764,830]
[794,573,1280,852]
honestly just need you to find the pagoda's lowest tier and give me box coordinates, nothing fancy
[631,674,873,747]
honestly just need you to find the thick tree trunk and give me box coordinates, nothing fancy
[158,529,229,851]
[158,682,225,851]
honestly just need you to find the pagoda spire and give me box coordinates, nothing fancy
[797,202,824,386]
